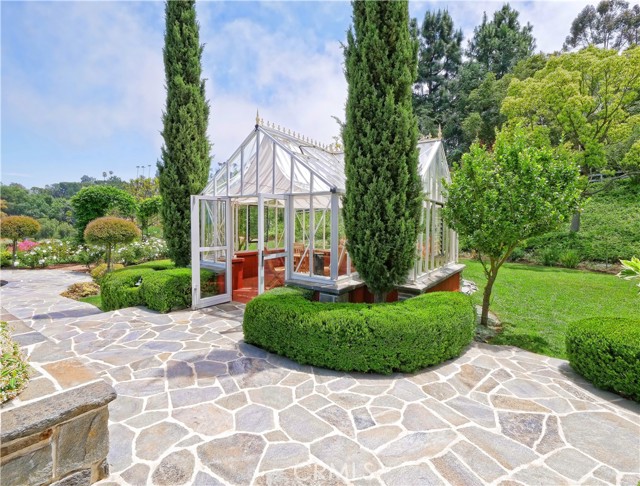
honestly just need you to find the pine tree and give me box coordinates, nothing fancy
[343,0,422,302]
[468,4,535,78]
[414,10,463,137]
[158,0,211,267]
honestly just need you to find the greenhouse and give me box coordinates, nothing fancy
[190,116,461,308]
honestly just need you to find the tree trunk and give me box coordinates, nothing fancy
[106,244,112,273]
[373,291,388,304]
[570,211,580,233]
[480,271,497,327]
[12,238,17,266]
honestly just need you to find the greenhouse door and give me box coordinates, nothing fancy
[258,194,289,294]
[191,195,232,308]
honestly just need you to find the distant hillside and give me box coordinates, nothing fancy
[524,178,640,263]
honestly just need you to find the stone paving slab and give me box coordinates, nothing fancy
[1,268,639,485]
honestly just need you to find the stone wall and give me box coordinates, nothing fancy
[0,310,116,486]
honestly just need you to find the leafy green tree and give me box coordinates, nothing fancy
[414,9,463,137]
[0,216,41,266]
[461,54,548,149]
[84,217,141,272]
[444,127,581,325]
[502,46,640,221]
[70,185,137,241]
[343,0,422,302]
[125,176,160,201]
[468,4,536,78]
[158,0,211,267]
[137,196,163,239]
[564,0,639,51]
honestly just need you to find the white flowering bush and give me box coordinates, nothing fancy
[9,237,168,269]
[18,239,77,268]
[114,237,168,265]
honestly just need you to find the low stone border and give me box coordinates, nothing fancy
[0,310,116,486]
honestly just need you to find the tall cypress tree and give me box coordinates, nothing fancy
[343,0,422,302]
[158,0,211,267]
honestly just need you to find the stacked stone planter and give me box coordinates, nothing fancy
[0,311,116,486]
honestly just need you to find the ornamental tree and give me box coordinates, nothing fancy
[502,46,640,230]
[343,0,422,302]
[70,185,137,241]
[158,0,211,267]
[443,126,581,326]
[0,216,41,266]
[84,217,141,272]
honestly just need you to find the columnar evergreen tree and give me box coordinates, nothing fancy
[343,0,422,302]
[158,0,211,267]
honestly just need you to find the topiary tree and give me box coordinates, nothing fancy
[343,0,422,303]
[158,0,211,267]
[443,126,582,326]
[70,185,137,241]
[84,217,141,272]
[0,215,41,266]
[137,196,162,240]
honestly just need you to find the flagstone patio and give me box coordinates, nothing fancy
[1,268,639,485]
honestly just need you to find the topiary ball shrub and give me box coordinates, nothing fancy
[0,216,41,266]
[566,317,640,401]
[84,217,141,272]
[243,288,475,374]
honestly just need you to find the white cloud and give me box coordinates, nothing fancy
[200,17,347,164]
[410,1,593,54]
[3,2,165,147]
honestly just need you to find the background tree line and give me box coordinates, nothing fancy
[0,173,161,240]
[413,0,639,175]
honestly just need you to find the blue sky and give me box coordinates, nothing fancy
[1,0,597,189]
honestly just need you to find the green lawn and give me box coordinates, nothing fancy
[79,294,103,310]
[461,259,638,359]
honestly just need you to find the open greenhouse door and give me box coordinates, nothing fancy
[191,195,232,308]
[258,194,289,294]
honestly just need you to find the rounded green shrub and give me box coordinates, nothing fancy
[566,317,640,401]
[100,267,154,311]
[243,288,475,374]
[140,268,192,313]
[100,260,216,313]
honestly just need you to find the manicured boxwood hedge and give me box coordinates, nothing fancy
[243,287,475,374]
[566,317,640,401]
[100,260,217,313]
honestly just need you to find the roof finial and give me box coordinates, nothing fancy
[437,124,442,139]
[256,109,260,125]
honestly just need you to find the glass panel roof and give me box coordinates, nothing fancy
[203,125,449,202]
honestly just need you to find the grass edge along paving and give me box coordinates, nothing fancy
[462,259,639,359]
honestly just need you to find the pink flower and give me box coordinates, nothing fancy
[18,240,39,252]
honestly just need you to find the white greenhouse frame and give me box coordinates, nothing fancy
[191,118,459,308]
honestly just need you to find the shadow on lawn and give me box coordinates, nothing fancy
[489,327,551,356]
